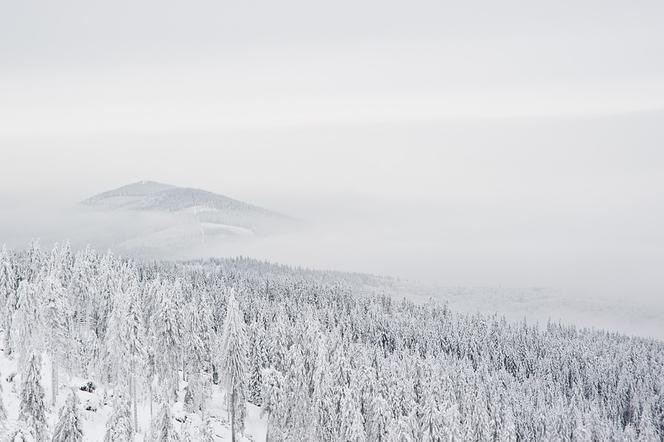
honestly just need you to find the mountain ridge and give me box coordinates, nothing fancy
[83,180,288,217]
[81,181,296,250]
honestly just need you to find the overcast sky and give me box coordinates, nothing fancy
[1,0,663,307]
[2,0,664,135]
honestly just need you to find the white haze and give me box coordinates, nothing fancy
[1,0,664,337]
[1,113,663,304]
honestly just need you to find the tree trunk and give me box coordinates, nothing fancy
[132,374,138,433]
[4,319,12,357]
[149,378,153,436]
[265,412,271,442]
[51,356,58,406]
[231,389,236,442]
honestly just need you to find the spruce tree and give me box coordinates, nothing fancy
[153,281,182,400]
[152,400,180,442]
[104,395,133,442]
[261,368,284,442]
[199,414,215,442]
[219,289,248,442]
[7,427,33,441]
[42,273,70,407]
[0,369,7,427]
[13,281,43,370]
[0,245,18,357]
[18,353,48,441]
[52,389,84,442]
[369,394,390,442]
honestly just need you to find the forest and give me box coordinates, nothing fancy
[0,242,663,441]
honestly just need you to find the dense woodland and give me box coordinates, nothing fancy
[0,242,663,441]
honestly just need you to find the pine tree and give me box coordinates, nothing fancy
[219,288,248,442]
[7,427,34,442]
[106,278,145,431]
[0,369,7,427]
[104,395,133,442]
[42,273,70,406]
[369,394,391,442]
[421,395,443,441]
[180,420,195,442]
[153,280,183,400]
[12,281,43,370]
[261,367,284,442]
[345,402,367,442]
[200,414,215,442]
[52,389,84,442]
[18,353,48,441]
[152,401,180,442]
[0,244,18,357]
[637,404,658,442]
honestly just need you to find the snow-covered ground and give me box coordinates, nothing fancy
[0,347,266,441]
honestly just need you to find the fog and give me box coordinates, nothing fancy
[2,0,664,337]
[2,112,663,306]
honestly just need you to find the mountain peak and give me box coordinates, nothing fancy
[82,181,294,237]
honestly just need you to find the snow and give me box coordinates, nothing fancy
[201,222,254,237]
[0,347,267,441]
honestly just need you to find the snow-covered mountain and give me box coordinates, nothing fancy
[81,181,295,255]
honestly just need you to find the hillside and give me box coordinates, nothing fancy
[80,181,296,255]
[83,181,291,231]
[0,243,662,440]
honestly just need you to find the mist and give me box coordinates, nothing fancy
[2,112,663,308]
[2,0,664,339]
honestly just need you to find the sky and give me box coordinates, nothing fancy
[1,0,664,312]
[2,0,664,135]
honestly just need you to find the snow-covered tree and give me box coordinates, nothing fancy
[104,395,133,442]
[0,368,6,427]
[6,427,34,442]
[152,400,180,442]
[368,394,391,442]
[52,389,83,442]
[12,281,43,370]
[152,280,183,401]
[106,274,145,431]
[199,414,215,442]
[0,244,662,442]
[219,288,248,442]
[261,367,285,442]
[18,353,48,441]
[637,404,658,442]
[0,245,19,357]
[42,273,70,406]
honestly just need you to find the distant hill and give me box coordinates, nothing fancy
[82,181,296,254]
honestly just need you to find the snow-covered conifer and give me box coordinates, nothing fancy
[18,353,48,441]
[261,367,285,442]
[219,288,248,442]
[12,281,42,369]
[153,280,183,400]
[104,395,133,442]
[152,400,180,442]
[7,427,34,442]
[369,394,391,442]
[42,273,70,406]
[0,245,19,356]
[199,414,215,442]
[0,370,6,427]
[52,389,83,442]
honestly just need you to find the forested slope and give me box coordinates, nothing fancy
[0,243,662,441]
